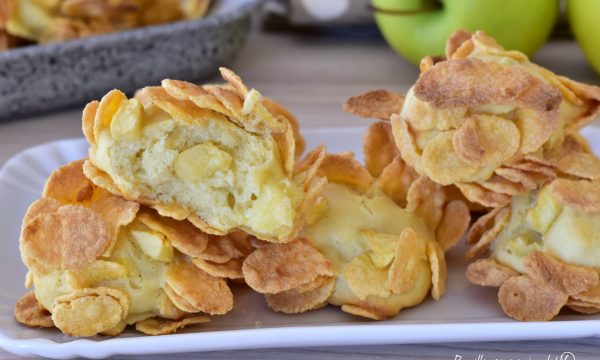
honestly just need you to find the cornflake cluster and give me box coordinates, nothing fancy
[347,30,600,322]
[15,66,474,337]
[16,160,235,336]
[18,29,599,338]
[243,133,470,319]
[84,67,321,243]
[0,0,211,50]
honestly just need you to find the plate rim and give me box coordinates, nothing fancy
[2,320,600,359]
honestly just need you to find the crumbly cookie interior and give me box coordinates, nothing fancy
[93,101,302,238]
[493,186,600,273]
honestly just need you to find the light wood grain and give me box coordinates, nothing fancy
[1,27,600,360]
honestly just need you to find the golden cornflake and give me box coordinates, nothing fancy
[51,287,129,337]
[191,258,243,280]
[164,258,233,315]
[452,115,520,166]
[455,182,511,208]
[494,167,538,191]
[318,153,373,192]
[549,179,600,213]
[242,239,334,294]
[89,196,139,256]
[262,97,306,157]
[465,207,510,259]
[14,292,53,328]
[65,260,127,289]
[344,254,391,300]
[137,209,208,258]
[43,159,96,203]
[386,227,423,295]
[363,121,400,177]
[465,258,517,287]
[20,201,122,272]
[135,315,210,335]
[390,115,423,174]
[157,292,189,320]
[361,230,398,268]
[435,200,470,251]
[265,277,335,314]
[498,275,567,322]
[194,235,244,264]
[556,152,600,178]
[524,251,599,296]
[421,131,480,185]
[343,89,404,120]
[58,205,112,269]
[406,176,445,230]
[479,175,527,196]
[567,302,600,315]
[572,283,600,305]
[445,29,473,59]
[378,155,419,207]
[413,58,560,117]
[427,241,446,300]
[341,304,391,320]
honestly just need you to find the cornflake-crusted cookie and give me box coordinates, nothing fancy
[347,30,600,208]
[465,177,600,321]
[84,67,326,244]
[16,160,236,336]
[2,0,211,48]
[242,133,470,319]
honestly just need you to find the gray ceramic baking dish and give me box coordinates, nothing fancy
[0,0,263,120]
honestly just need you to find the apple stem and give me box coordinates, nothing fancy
[368,1,442,15]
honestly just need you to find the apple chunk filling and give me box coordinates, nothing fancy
[94,112,302,238]
[174,143,233,184]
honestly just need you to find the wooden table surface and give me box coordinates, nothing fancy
[1,26,600,359]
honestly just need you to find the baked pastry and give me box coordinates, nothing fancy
[242,131,470,320]
[347,30,600,208]
[2,0,210,48]
[344,91,489,212]
[465,172,600,321]
[83,68,324,243]
[15,160,236,336]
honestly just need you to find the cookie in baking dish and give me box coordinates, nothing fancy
[2,0,211,47]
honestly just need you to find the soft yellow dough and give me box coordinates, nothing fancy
[304,183,434,315]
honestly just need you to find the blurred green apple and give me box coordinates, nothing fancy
[373,0,559,64]
[568,0,600,75]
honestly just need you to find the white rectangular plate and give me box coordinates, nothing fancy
[1,126,600,359]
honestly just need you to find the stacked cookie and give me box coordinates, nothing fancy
[347,30,600,321]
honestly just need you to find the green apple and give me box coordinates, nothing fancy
[568,0,600,75]
[373,0,559,64]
